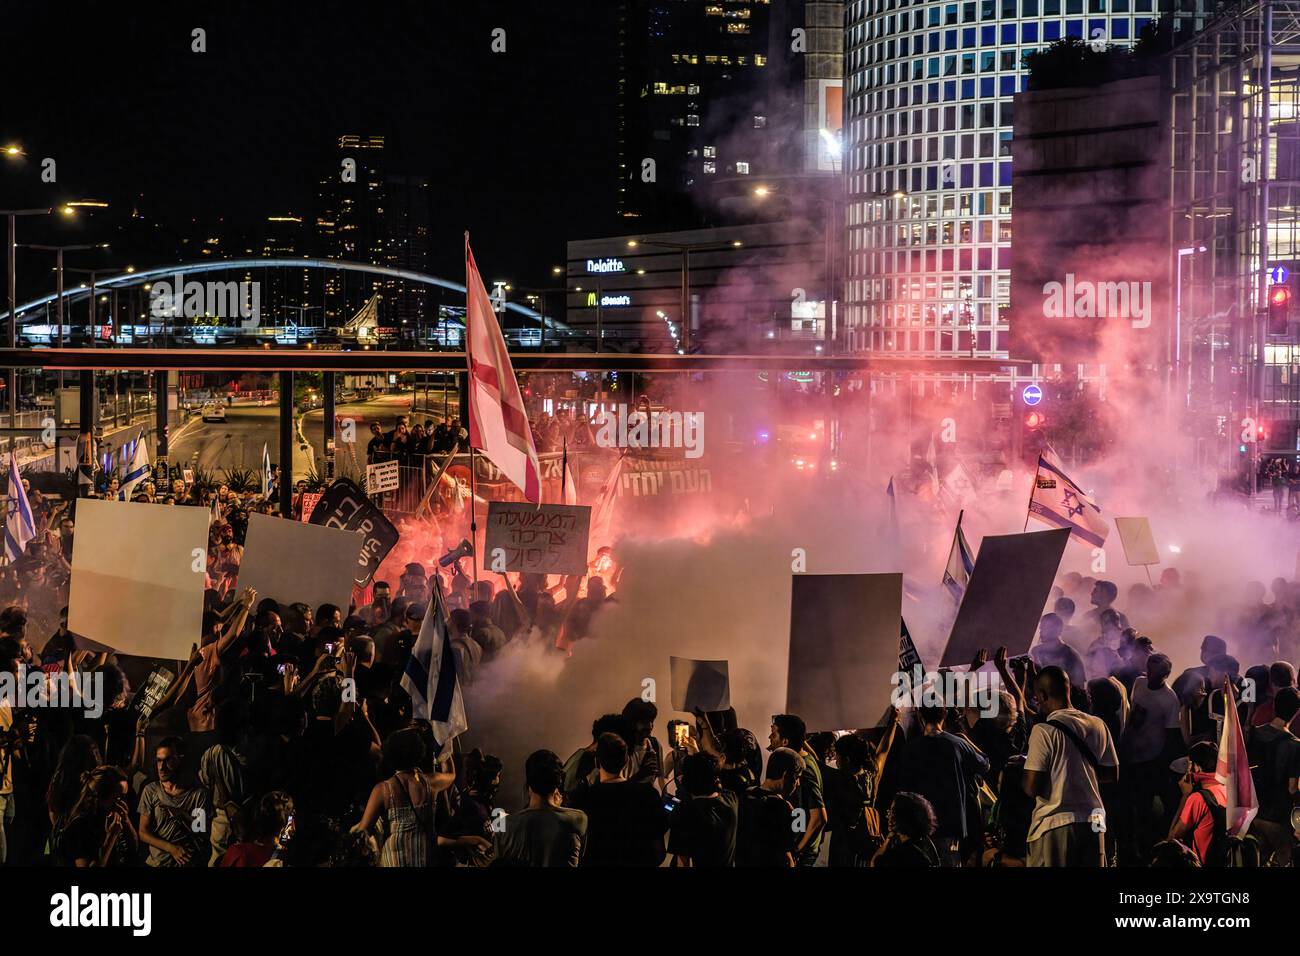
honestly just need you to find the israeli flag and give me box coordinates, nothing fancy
[400,577,467,757]
[119,434,151,500]
[4,451,35,562]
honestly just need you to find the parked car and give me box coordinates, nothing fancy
[202,402,227,423]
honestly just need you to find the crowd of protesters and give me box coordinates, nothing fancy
[2,427,1300,867]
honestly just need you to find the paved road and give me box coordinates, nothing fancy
[168,392,456,479]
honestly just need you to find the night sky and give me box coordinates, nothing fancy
[0,0,622,294]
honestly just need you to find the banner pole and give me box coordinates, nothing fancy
[415,442,460,519]
[469,445,479,586]
[1023,459,1039,533]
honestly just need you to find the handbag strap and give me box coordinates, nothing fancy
[1046,716,1100,771]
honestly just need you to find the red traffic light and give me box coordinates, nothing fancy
[1272,286,1292,306]
[1025,411,1045,429]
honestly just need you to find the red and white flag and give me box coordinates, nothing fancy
[1215,678,1258,836]
[587,451,627,560]
[465,234,541,503]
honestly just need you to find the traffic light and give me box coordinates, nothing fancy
[1022,410,1047,463]
[1268,283,1292,336]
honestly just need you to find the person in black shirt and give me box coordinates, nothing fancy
[736,747,803,866]
[871,791,941,867]
[668,752,738,867]
[365,422,386,464]
[60,765,138,867]
[572,732,668,866]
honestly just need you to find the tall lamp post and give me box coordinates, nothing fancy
[20,243,109,479]
[626,237,743,353]
[1,207,52,423]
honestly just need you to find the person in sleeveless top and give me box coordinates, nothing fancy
[351,728,489,866]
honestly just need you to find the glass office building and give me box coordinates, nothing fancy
[843,0,1162,363]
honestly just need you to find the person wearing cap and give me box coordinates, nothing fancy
[1167,741,1228,865]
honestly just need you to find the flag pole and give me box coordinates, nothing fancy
[469,449,479,587]
[1023,457,1040,532]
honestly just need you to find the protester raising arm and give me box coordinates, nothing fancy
[217,587,257,654]
[872,706,902,780]
[994,646,1030,718]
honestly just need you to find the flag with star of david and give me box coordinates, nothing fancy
[1027,445,1109,548]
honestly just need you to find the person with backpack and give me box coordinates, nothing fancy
[1246,685,1300,865]
[1022,665,1119,866]
[1168,741,1231,866]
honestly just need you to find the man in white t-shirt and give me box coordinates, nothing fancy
[1121,653,1185,861]
[1022,665,1119,866]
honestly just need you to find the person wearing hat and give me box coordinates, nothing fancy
[1167,741,1228,865]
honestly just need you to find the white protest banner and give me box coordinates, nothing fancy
[485,501,591,575]
[237,511,364,612]
[68,499,210,659]
[670,656,731,713]
[366,459,400,495]
[787,573,902,731]
[1114,516,1160,566]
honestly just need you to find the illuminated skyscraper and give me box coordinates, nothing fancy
[843,0,1164,359]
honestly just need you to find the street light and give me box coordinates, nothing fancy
[66,264,132,348]
[1175,244,1207,414]
[624,236,742,353]
[1,207,52,422]
[753,181,839,352]
[19,243,110,372]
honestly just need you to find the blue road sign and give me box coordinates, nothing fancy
[1022,384,1043,406]
[1270,266,1289,284]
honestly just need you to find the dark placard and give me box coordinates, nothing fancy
[939,528,1070,667]
[131,664,175,720]
[899,618,923,672]
[485,501,591,576]
[787,573,902,732]
[308,478,401,587]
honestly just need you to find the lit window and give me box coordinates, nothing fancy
[687,114,700,126]
[704,146,716,158]
[753,115,767,128]
[736,162,750,174]
[703,162,717,174]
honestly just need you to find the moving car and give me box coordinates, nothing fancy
[201,402,226,423]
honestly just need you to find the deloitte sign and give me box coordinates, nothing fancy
[586,258,625,274]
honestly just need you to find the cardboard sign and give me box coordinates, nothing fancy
[68,499,210,659]
[940,528,1070,666]
[899,618,923,671]
[131,665,176,719]
[300,491,323,523]
[366,459,400,495]
[1114,516,1160,566]
[308,478,400,586]
[485,501,591,576]
[670,656,731,712]
[238,511,366,612]
[787,573,903,731]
